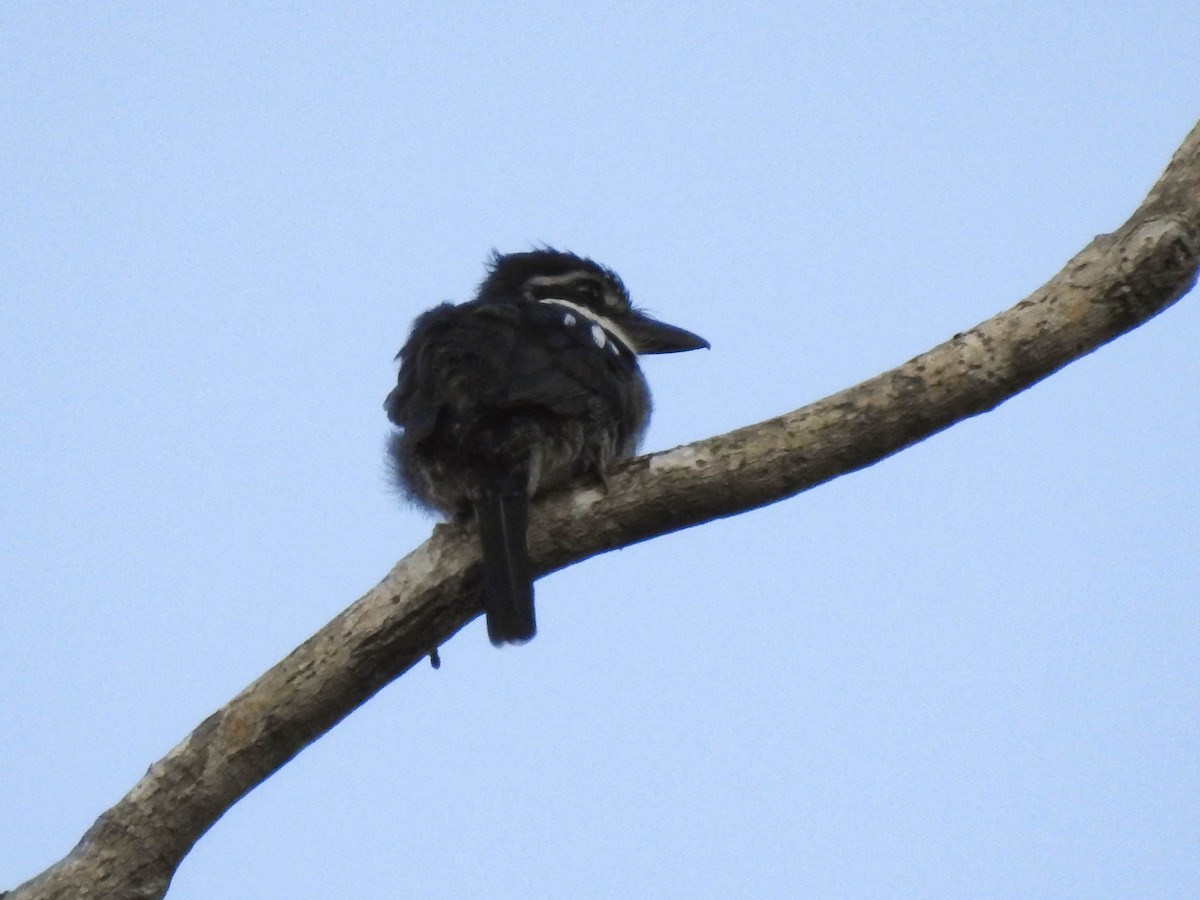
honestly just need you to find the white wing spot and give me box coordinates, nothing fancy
[562,313,576,327]
[538,298,637,354]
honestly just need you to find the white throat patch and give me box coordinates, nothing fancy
[539,298,637,354]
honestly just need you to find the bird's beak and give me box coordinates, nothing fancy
[622,313,710,355]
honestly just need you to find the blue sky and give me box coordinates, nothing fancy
[2,4,1198,898]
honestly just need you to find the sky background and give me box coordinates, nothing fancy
[2,4,1198,898]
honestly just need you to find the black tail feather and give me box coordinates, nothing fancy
[475,486,535,645]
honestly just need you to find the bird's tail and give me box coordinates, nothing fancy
[476,483,535,645]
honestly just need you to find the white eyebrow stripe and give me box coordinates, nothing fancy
[526,272,593,288]
[539,297,637,354]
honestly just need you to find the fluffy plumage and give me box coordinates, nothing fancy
[385,249,707,645]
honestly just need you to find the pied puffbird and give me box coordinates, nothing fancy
[385,249,708,646]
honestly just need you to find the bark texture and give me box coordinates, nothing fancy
[9,120,1200,899]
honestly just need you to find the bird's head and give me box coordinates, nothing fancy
[479,248,710,356]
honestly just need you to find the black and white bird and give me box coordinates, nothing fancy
[385,249,708,646]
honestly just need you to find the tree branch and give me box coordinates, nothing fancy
[10,120,1200,900]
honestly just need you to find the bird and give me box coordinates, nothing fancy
[384,249,708,646]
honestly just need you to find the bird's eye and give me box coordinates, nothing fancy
[572,281,603,306]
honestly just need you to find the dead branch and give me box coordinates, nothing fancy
[9,119,1199,900]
